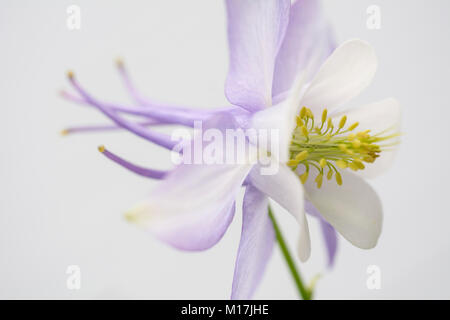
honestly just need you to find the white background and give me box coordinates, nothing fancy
[1,0,449,299]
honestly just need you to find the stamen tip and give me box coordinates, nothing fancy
[116,58,124,68]
[67,70,74,79]
[124,210,137,223]
[60,129,69,136]
[98,145,106,153]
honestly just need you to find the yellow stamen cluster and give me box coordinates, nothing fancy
[288,107,396,188]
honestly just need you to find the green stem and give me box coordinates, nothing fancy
[268,206,311,300]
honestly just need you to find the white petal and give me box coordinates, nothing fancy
[250,75,308,162]
[248,164,311,261]
[304,171,382,249]
[301,39,378,113]
[334,98,402,178]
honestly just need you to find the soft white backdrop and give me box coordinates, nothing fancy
[1,0,449,299]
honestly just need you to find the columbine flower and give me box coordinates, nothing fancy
[63,0,400,299]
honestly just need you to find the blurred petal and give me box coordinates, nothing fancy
[302,40,378,113]
[305,200,338,267]
[248,164,310,262]
[273,0,335,97]
[334,98,402,179]
[231,186,274,300]
[304,171,382,249]
[225,0,290,111]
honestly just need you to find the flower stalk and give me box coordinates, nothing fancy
[268,206,312,300]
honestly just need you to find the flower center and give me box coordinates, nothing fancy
[288,107,398,188]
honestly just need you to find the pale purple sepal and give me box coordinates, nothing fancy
[231,185,274,300]
[101,147,168,180]
[68,75,178,150]
[225,0,291,111]
[273,0,336,97]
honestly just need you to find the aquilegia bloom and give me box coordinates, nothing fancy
[63,0,401,299]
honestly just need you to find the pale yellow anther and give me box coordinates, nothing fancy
[357,130,371,139]
[327,118,333,129]
[321,109,328,124]
[295,150,309,161]
[319,158,327,168]
[348,122,359,131]
[287,159,300,167]
[352,139,361,148]
[300,107,307,118]
[363,156,375,163]
[372,145,381,152]
[335,160,348,169]
[348,133,356,141]
[315,173,323,189]
[300,171,309,184]
[349,162,359,171]
[327,169,333,180]
[296,116,303,127]
[301,126,309,137]
[307,108,314,118]
[338,144,348,152]
[335,172,343,186]
[354,159,365,170]
[339,115,347,129]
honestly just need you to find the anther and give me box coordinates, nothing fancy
[335,160,348,169]
[349,162,359,171]
[327,169,333,180]
[335,172,343,186]
[348,122,359,131]
[339,115,347,129]
[321,109,328,124]
[354,159,365,170]
[295,150,309,161]
[300,107,307,119]
[315,173,323,189]
[300,171,309,184]
[352,139,361,148]
[301,126,309,138]
[287,159,300,167]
